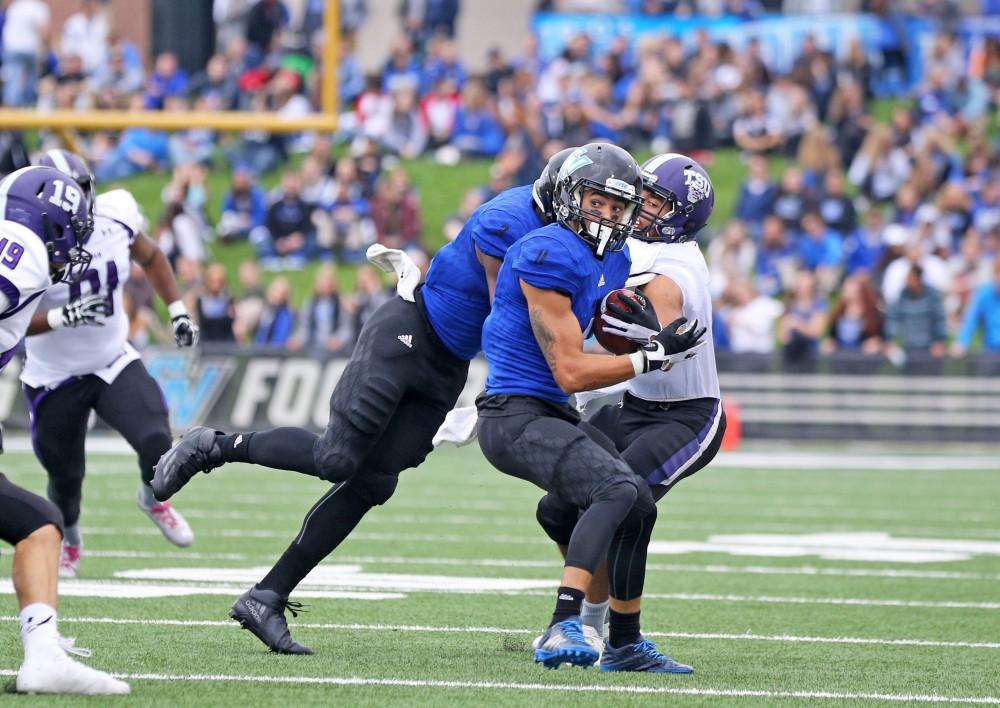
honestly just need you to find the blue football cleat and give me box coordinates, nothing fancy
[600,637,694,673]
[533,618,600,669]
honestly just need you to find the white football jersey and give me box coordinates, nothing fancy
[622,238,721,402]
[0,220,54,371]
[21,189,145,388]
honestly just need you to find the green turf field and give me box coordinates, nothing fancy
[1,445,999,706]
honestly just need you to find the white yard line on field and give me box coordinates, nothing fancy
[329,555,1000,581]
[516,591,1000,610]
[3,616,998,651]
[0,669,997,703]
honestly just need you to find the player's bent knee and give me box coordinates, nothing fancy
[349,472,399,507]
[312,441,362,483]
[589,473,639,509]
[18,519,63,549]
[535,494,577,545]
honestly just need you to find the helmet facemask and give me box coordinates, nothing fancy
[558,177,643,258]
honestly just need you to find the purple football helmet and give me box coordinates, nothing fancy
[635,153,715,243]
[36,149,96,216]
[0,166,93,283]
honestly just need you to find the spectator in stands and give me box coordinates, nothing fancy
[848,125,911,204]
[91,39,145,108]
[796,211,843,292]
[123,262,167,348]
[382,81,428,158]
[371,167,423,254]
[953,257,1000,355]
[708,220,757,299]
[1,0,50,107]
[756,215,796,297]
[946,231,993,329]
[772,167,813,234]
[260,171,316,268]
[327,178,376,263]
[157,168,211,265]
[449,79,506,157]
[37,52,88,111]
[421,76,462,149]
[60,0,108,77]
[218,164,268,243]
[93,95,170,181]
[822,274,884,354]
[352,264,392,334]
[843,207,886,277]
[144,52,189,110]
[233,260,265,344]
[720,277,784,354]
[732,89,783,155]
[195,263,237,343]
[817,170,857,236]
[734,154,778,236]
[167,95,218,167]
[401,0,460,43]
[779,270,827,362]
[254,276,296,348]
[288,265,352,354]
[886,264,948,357]
[245,0,289,66]
[382,35,422,93]
[882,236,950,306]
[190,53,240,110]
[423,37,467,94]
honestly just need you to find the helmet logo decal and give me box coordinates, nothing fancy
[684,168,712,204]
[605,178,635,196]
[559,148,594,178]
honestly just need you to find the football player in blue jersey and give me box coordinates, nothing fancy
[152,148,576,655]
[476,143,705,671]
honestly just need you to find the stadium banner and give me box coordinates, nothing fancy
[532,12,935,87]
[0,348,996,441]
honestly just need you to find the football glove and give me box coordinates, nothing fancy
[600,290,660,343]
[50,293,111,329]
[629,317,707,374]
[171,314,200,347]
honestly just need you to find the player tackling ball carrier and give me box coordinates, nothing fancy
[152,148,577,654]
[532,153,726,670]
[476,143,705,671]
[0,165,129,695]
[20,150,199,579]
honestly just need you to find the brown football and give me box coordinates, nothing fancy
[593,289,643,355]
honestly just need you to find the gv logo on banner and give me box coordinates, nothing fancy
[146,352,235,430]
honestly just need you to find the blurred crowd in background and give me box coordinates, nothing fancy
[1,0,999,359]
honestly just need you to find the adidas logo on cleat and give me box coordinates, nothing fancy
[397,334,413,348]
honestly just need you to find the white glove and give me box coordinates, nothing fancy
[600,313,659,343]
[48,293,110,329]
[432,406,480,448]
[168,301,199,347]
[628,317,707,374]
[367,244,420,303]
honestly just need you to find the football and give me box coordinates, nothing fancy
[593,288,646,355]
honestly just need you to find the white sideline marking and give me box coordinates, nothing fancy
[518,591,1000,610]
[330,555,1000,581]
[0,579,402,601]
[4,616,998,651]
[0,669,997,703]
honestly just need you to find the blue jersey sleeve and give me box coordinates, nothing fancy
[511,235,580,298]
[471,207,516,259]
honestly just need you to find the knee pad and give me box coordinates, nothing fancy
[348,471,399,507]
[535,494,578,546]
[589,469,639,509]
[312,437,362,483]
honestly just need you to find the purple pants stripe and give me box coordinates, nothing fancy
[646,398,722,487]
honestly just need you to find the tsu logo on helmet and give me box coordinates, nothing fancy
[684,168,712,205]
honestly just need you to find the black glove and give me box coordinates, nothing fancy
[600,290,661,343]
[57,293,111,328]
[633,317,707,373]
[171,314,200,347]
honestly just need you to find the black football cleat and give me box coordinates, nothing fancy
[229,586,313,655]
[152,426,224,501]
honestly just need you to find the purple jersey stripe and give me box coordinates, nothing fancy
[0,273,20,313]
[0,345,18,371]
[646,398,722,487]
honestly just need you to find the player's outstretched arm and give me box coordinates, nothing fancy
[522,281,638,393]
[131,233,198,347]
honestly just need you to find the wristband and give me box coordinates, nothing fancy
[167,300,188,319]
[628,350,646,377]
[47,308,65,330]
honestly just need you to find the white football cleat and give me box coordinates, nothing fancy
[59,542,81,579]
[138,491,194,547]
[531,623,606,658]
[16,646,129,695]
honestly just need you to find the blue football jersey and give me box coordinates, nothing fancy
[482,223,631,404]
[422,185,545,360]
